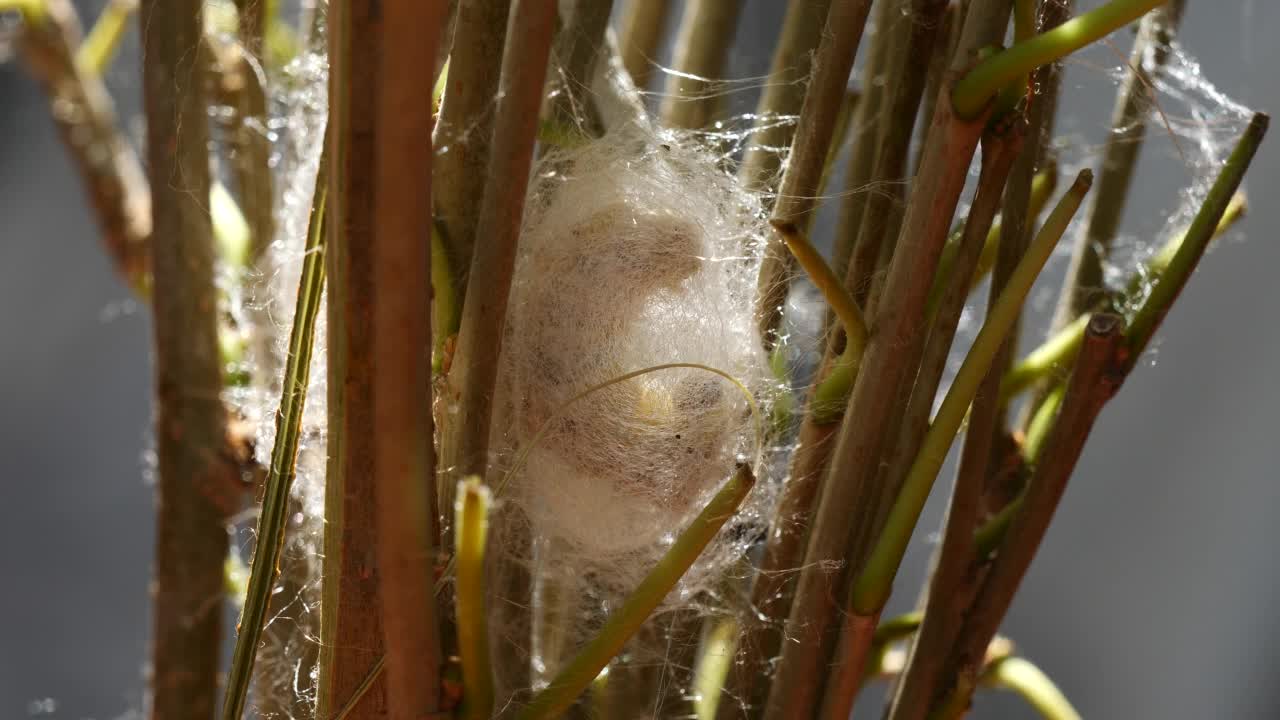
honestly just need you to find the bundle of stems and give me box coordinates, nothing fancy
[9,0,1268,719]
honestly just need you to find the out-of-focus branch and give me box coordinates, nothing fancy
[139,1,236,718]
[659,0,744,130]
[18,0,150,291]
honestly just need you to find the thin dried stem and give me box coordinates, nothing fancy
[547,0,615,137]
[369,3,450,718]
[756,0,874,344]
[659,0,745,129]
[317,3,388,716]
[1051,1,1185,332]
[737,0,836,193]
[435,0,512,293]
[222,143,328,720]
[443,0,556,481]
[832,0,900,285]
[884,123,1027,720]
[139,0,235,717]
[850,0,949,316]
[617,0,673,91]
[762,69,990,720]
[518,466,757,720]
[931,314,1126,716]
[19,0,150,291]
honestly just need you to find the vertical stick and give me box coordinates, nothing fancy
[737,0,836,193]
[371,2,449,718]
[435,0,512,293]
[139,0,233,718]
[618,0,673,91]
[318,2,387,717]
[756,0,874,344]
[659,0,745,129]
[21,0,150,290]
[442,0,557,482]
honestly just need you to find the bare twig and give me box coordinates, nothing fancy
[831,0,899,285]
[737,0,836,193]
[19,0,150,290]
[1052,0,1185,326]
[547,0,615,137]
[617,0,673,91]
[317,3,388,717]
[931,314,1126,716]
[435,0,512,292]
[761,68,990,720]
[442,0,556,481]
[883,123,1026,720]
[755,0,874,345]
[370,3,450,718]
[659,0,745,129]
[222,140,328,720]
[139,0,236,718]
[848,0,949,316]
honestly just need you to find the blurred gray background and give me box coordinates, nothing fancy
[1,1,1277,718]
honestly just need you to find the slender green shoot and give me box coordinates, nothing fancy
[864,611,923,680]
[693,617,739,720]
[772,220,869,363]
[1126,113,1269,358]
[850,170,1093,615]
[1001,314,1089,401]
[0,0,46,20]
[952,0,1168,119]
[982,656,1082,720]
[76,0,136,76]
[1002,190,1247,400]
[1012,0,1037,42]
[431,224,458,374]
[456,477,494,720]
[974,383,1064,559]
[778,215,874,426]
[929,163,1059,318]
[222,153,328,720]
[518,465,758,720]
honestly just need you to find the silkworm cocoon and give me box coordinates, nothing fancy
[494,129,771,563]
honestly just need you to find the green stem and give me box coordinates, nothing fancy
[952,0,1167,119]
[222,146,328,720]
[75,0,134,75]
[982,656,1082,720]
[518,465,757,720]
[772,221,868,364]
[851,169,1092,616]
[1003,190,1247,400]
[1126,113,1269,359]
[456,477,494,720]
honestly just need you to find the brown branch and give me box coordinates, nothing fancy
[931,314,1126,716]
[617,0,673,91]
[831,0,899,286]
[762,3,1013,712]
[435,0,512,293]
[762,70,989,720]
[659,0,746,130]
[848,0,948,317]
[317,2,387,717]
[755,0,874,345]
[441,0,556,520]
[881,121,1026,720]
[19,0,150,290]
[139,0,235,718]
[370,3,450,718]
[737,0,836,193]
[547,0,615,137]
